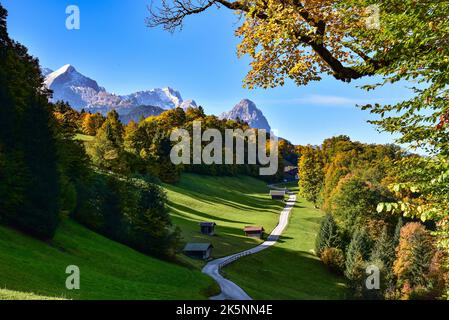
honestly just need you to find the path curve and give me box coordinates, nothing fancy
[202,186,296,300]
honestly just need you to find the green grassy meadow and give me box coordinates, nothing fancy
[0,219,217,300]
[0,289,65,300]
[164,174,284,265]
[224,194,348,300]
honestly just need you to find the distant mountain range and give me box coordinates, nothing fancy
[44,64,188,114]
[43,65,272,131]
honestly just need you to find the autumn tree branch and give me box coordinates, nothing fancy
[147,0,386,82]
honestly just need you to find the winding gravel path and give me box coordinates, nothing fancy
[202,187,297,300]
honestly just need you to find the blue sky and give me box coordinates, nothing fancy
[2,0,413,146]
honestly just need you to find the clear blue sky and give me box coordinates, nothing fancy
[2,0,412,146]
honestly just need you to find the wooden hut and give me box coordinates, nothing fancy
[244,226,265,239]
[200,222,216,236]
[270,190,286,200]
[183,243,213,260]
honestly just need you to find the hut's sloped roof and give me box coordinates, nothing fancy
[183,243,213,252]
[270,190,286,196]
[244,226,265,232]
[199,222,216,227]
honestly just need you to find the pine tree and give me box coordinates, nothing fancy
[315,214,341,257]
[370,226,396,288]
[345,229,372,292]
[0,5,60,239]
[394,223,434,288]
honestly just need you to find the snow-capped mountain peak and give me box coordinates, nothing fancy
[43,64,187,112]
[45,64,102,93]
[162,87,183,107]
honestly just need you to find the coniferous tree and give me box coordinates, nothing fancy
[315,213,341,257]
[345,229,372,293]
[394,223,435,289]
[370,226,396,293]
[0,5,60,239]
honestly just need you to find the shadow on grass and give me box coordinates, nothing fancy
[168,201,253,225]
[165,175,285,215]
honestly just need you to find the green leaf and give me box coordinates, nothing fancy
[377,203,385,213]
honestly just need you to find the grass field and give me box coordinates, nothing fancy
[164,174,284,266]
[0,219,217,300]
[1,175,346,300]
[0,289,66,300]
[223,194,348,300]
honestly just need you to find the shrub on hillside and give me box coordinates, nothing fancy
[321,247,345,274]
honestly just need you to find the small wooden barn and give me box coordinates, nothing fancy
[183,243,213,260]
[244,226,265,239]
[199,222,216,236]
[270,190,286,200]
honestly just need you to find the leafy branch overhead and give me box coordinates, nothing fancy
[148,0,409,87]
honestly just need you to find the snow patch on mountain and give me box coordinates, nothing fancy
[41,67,53,77]
[179,99,198,110]
[122,87,182,110]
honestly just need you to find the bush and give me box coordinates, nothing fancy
[321,247,345,274]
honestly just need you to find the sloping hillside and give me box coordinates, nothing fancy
[0,220,217,300]
[164,174,284,262]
